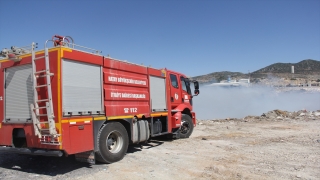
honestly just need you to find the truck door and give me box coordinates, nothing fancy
[180,76,192,106]
[169,73,182,107]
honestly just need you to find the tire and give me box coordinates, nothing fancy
[96,122,129,163]
[179,114,194,138]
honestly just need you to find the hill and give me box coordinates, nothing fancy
[192,59,320,84]
[253,59,320,74]
[192,71,247,84]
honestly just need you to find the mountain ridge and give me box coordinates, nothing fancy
[192,59,320,84]
[253,59,320,74]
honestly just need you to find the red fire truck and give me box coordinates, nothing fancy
[0,35,200,163]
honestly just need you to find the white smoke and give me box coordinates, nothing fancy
[193,85,320,120]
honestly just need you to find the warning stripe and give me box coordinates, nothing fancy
[151,112,168,117]
[61,113,169,123]
[61,118,92,124]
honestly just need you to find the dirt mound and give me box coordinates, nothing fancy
[259,109,320,120]
[197,109,320,124]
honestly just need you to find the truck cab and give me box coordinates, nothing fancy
[167,70,199,138]
[168,70,194,107]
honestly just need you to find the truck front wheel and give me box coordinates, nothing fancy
[180,114,194,138]
[96,122,129,163]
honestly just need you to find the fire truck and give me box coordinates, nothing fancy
[0,35,200,163]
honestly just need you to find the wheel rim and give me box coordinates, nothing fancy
[180,121,190,135]
[106,130,123,153]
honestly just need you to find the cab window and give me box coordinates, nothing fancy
[180,77,188,92]
[170,74,178,88]
[181,76,192,94]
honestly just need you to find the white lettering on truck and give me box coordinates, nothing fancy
[108,76,117,82]
[121,93,145,98]
[124,107,138,113]
[111,92,146,99]
[107,76,146,85]
[111,92,122,98]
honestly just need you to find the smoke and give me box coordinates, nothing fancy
[193,85,320,120]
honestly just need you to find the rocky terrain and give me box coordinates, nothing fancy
[0,109,319,180]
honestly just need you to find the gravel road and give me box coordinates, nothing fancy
[1,111,319,180]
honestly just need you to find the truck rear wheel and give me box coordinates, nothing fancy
[180,114,194,138]
[96,122,129,163]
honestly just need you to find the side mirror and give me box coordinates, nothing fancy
[194,81,199,90]
[194,89,200,95]
[193,81,200,96]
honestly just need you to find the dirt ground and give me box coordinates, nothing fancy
[0,114,319,180]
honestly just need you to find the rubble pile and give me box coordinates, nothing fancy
[197,109,320,124]
[245,109,320,121]
[275,86,320,93]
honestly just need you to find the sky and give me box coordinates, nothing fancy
[0,0,319,77]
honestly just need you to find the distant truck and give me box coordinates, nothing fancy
[0,35,200,163]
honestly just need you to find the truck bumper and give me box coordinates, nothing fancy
[0,146,63,157]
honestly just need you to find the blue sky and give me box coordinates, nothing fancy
[0,0,319,77]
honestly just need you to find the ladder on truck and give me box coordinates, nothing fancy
[30,42,60,145]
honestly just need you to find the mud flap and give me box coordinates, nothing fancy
[172,132,181,139]
[171,128,181,139]
[75,150,95,164]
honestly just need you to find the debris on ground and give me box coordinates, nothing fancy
[247,109,320,121]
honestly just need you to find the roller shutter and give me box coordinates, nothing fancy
[149,76,167,111]
[62,59,103,116]
[5,64,33,122]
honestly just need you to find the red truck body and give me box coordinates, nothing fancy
[0,35,199,163]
